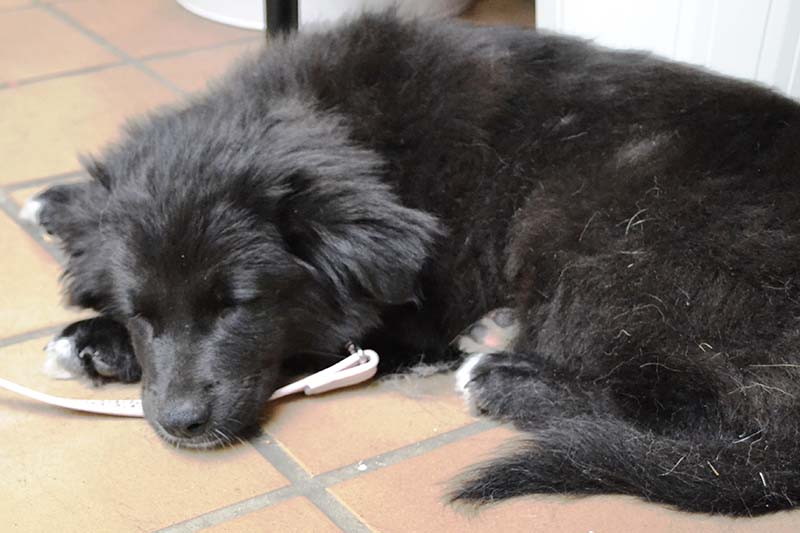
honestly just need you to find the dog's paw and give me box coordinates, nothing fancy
[456,307,519,355]
[43,318,141,384]
[43,337,82,379]
[19,197,45,226]
[20,193,57,235]
[19,184,87,237]
[455,353,485,412]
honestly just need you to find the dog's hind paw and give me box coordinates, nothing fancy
[44,318,141,384]
[456,307,519,355]
[455,353,485,411]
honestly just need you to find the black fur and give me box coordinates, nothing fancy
[57,317,141,383]
[32,14,800,515]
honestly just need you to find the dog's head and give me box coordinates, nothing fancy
[36,97,441,448]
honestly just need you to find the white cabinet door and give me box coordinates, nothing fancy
[536,0,800,99]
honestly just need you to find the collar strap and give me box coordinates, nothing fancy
[0,346,379,418]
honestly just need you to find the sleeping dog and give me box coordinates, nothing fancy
[24,13,800,516]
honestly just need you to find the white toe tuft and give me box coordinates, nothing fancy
[455,353,484,394]
[19,198,44,225]
[42,337,80,380]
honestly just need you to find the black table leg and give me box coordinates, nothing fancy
[265,0,299,38]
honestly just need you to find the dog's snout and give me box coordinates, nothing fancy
[158,398,211,438]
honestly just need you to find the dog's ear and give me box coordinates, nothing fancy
[244,97,443,305]
[80,155,113,191]
[277,171,443,306]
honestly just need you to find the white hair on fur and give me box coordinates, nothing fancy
[379,359,459,399]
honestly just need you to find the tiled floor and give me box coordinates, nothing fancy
[1,1,798,531]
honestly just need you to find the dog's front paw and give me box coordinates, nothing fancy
[43,336,80,379]
[20,192,59,235]
[44,318,141,383]
[19,197,45,226]
[19,183,88,238]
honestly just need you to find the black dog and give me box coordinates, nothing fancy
[24,13,800,516]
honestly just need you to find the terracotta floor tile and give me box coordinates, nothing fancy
[461,0,534,27]
[0,8,118,84]
[58,0,257,58]
[0,211,90,337]
[145,41,262,93]
[0,65,175,185]
[0,336,288,532]
[203,498,341,533]
[330,427,799,533]
[266,374,475,475]
[9,186,42,210]
[0,0,31,10]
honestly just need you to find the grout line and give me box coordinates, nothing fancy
[0,61,125,92]
[160,420,495,531]
[40,3,188,97]
[0,323,69,349]
[305,420,497,487]
[252,436,312,482]
[138,35,263,62]
[3,170,86,192]
[31,1,113,60]
[251,435,370,532]
[0,36,261,93]
[159,484,305,532]
[304,488,372,533]
[0,189,66,265]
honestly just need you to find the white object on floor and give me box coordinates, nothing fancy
[0,348,379,417]
[176,0,473,30]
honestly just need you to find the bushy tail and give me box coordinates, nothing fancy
[452,417,800,516]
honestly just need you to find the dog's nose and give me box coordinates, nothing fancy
[159,399,211,438]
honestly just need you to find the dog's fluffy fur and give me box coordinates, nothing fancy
[29,14,800,516]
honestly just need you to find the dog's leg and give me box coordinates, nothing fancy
[455,307,609,428]
[455,307,520,409]
[20,183,85,237]
[45,317,141,383]
[456,350,611,428]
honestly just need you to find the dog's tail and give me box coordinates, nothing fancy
[451,416,800,516]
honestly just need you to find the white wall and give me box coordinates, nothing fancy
[536,0,800,99]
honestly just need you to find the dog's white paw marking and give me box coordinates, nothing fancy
[43,337,80,380]
[19,197,43,226]
[455,353,485,408]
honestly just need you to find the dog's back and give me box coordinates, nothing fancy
[262,16,800,515]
